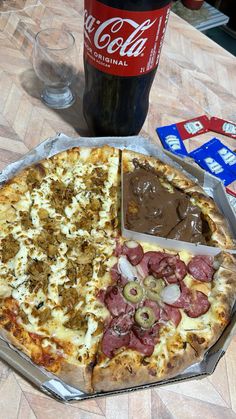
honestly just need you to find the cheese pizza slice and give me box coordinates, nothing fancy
[0,146,120,392]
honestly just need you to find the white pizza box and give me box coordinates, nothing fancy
[0,133,235,402]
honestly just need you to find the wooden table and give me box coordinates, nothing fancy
[0,1,236,418]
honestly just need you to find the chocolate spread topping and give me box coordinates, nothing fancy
[123,159,206,244]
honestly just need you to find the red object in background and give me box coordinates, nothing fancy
[181,0,204,10]
[176,115,210,140]
[210,117,236,139]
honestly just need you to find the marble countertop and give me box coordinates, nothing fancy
[0,1,236,418]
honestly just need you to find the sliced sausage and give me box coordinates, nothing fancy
[184,291,210,318]
[128,331,154,356]
[150,254,187,283]
[102,328,130,358]
[187,255,214,282]
[136,251,166,278]
[122,241,144,266]
[101,313,134,358]
[161,305,182,327]
[104,286,134,317]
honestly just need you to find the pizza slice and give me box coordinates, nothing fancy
[122,149,234,248]
[92,239,236,392]
[0,146,120,392]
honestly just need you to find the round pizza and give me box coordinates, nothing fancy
[0,145,235,394]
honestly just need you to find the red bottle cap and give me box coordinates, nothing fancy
[181,0,204,10]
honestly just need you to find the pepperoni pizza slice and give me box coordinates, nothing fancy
[92,239,236,391]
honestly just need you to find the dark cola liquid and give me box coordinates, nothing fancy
[83,0,171,136]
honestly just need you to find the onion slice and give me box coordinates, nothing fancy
[213,259,220,270]
[160,284,180,305]
[117,255,139,281]
[124,240,139,249]
[136,263,147,279]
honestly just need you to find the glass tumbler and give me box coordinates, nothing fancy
[33,28,77,109]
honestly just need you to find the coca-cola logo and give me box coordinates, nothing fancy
[84,10,157,58]
[83,1,170,76]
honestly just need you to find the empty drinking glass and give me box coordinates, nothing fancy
[33,28,77,109]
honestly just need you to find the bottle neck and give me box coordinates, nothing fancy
[96,0,171,11]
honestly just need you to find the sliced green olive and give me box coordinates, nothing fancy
[145,289,160,302]
[135,307,155,329]
[123,281,143,303]
[144,276,165,292]
[143,276,165,301]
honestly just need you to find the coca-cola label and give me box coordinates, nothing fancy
[84,0,170,76]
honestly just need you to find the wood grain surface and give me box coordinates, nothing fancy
[0,1,236,418]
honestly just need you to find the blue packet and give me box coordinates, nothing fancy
[204,138,236,175]
[189,145,236,186]
[156,124,188,157]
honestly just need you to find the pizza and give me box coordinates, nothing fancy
[0,145,235,394]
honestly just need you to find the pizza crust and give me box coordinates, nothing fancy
[54,359,93,393]
[0,327,92,393]
[92,340,199,392]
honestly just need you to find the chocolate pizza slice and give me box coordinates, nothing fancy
[122,149,234,248]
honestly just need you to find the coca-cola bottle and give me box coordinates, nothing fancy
[83,0,171,136]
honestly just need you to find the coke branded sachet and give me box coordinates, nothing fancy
[209,117,236,139]
[175,115,209,140]
[189,140,236,187]
[156,124,188,156]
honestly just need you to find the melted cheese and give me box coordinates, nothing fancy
[0,147,120,365]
